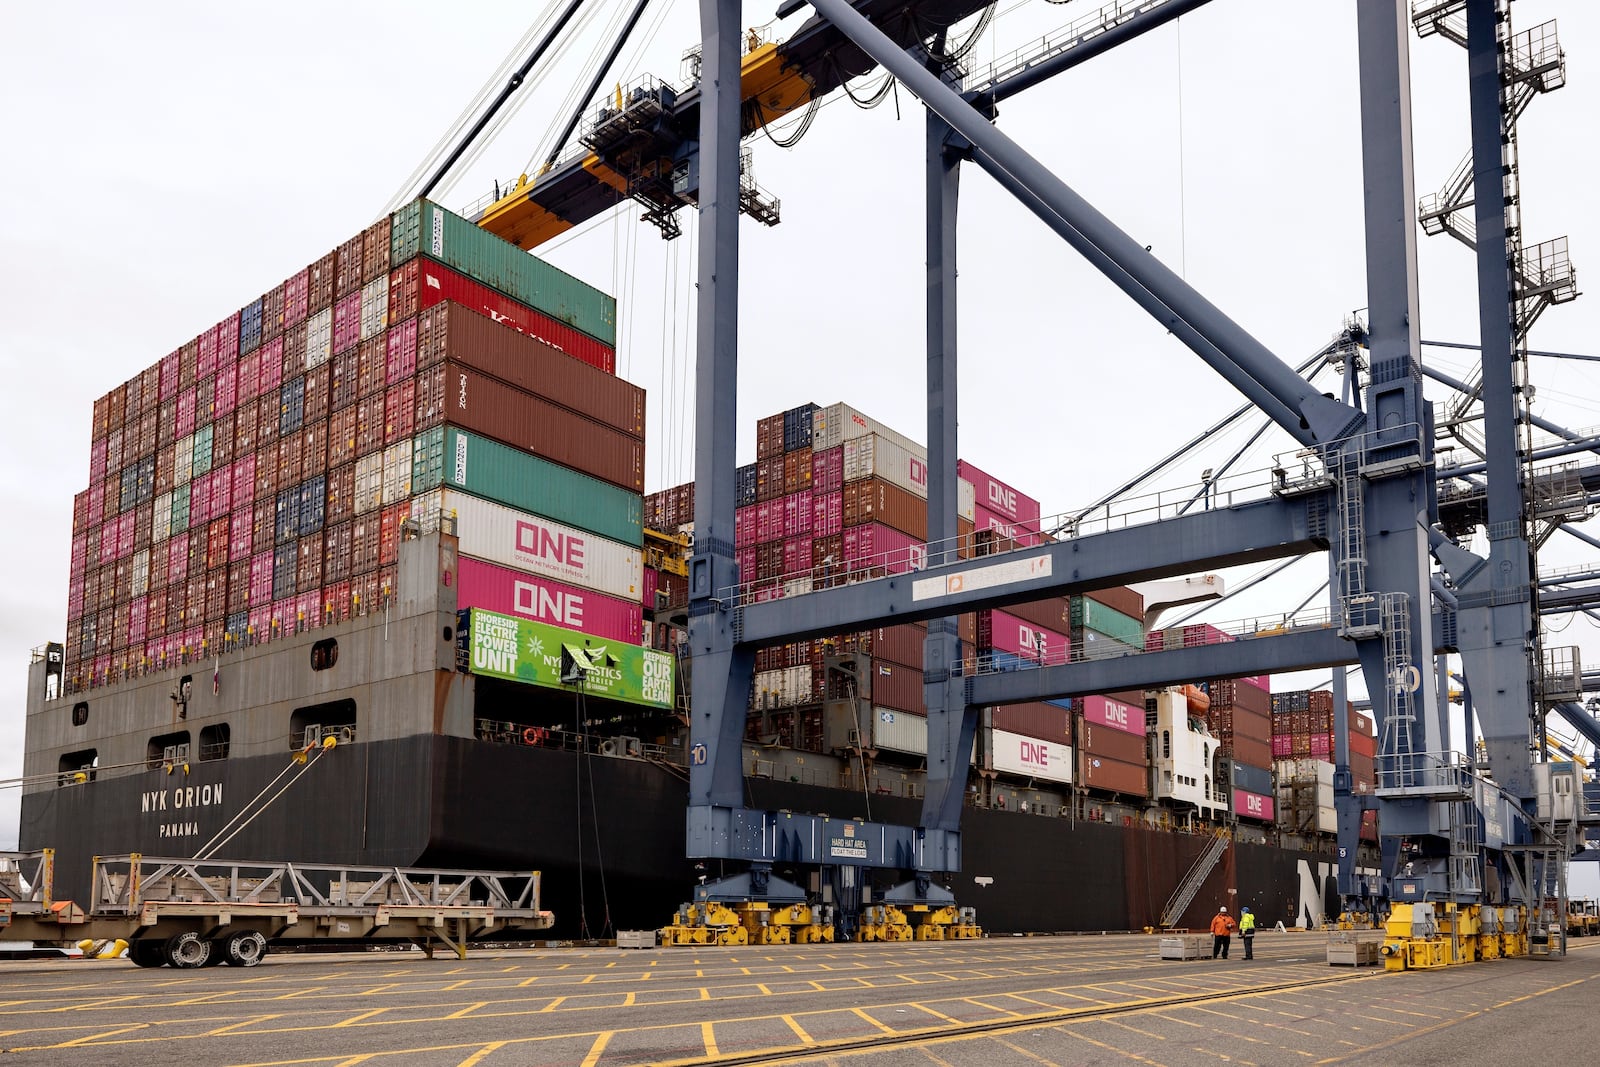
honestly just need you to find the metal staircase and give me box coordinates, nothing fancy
[1159,829,1230,929]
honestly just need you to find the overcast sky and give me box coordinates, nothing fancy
[3,1,1598,848]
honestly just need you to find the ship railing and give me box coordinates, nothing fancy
[720,463,1284,609]
[89,855,544,916]
[472,719,684,766]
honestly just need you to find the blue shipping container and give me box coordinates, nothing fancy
[279,376,305,435]
[239,298,264,356]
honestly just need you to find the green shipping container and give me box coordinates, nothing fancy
[390,200,616,348]
[192,424,214,477]
[171,483,191,534]
[415,427,642,546]
[1069,596,1143,647]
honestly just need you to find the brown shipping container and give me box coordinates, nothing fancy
[282,321,308,379]
[848,623,926,668]
[431,362,643,492]
[756,414,784,460]
[301,421,329,477]
[155,444,176,495]
[356,338,384,398]
[420,303,644,439]
[234,399,258,457]
[328,408,357,468]
[180,340,199,390]
[331,349,358,409]
[870,660,923,714]
[1084,588,1143,621]
[1082,753,1148,797]
[1081,721,1148,764]
[356,395,383,454]
[362,217,392,282]
[305,364,331,425]
[297,532,325,593]
[991,702,1072,746]
[335,234,364,297]
[262,284,285,342]
[324,521,353,583]
[1231,737,1272,769]
[308,250,337,312]
[227,560,250,613]
[123,375,143,423]
[212,412,235,469]
[756,457,781,503]
[843,477,926,539]
[257,394,281,450]
[158,399,177,447]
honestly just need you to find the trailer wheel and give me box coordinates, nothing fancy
[223,930,268,967]
[127,941,166,968]
[164,932,211,969]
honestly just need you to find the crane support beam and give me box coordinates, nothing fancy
[737,494,1326,645]
[979,0,1216,105]
[1551,703,1600,751]
[801,0,1361,448]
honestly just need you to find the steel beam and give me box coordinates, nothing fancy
[968,626,1353,706]
[738,494,1325,644]
[800,0,1361,448]
[686,0,756,849]
[1455,0,1537,804]
[980,0,1215,104]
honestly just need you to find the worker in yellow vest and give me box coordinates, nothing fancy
[1239,906,1257,959]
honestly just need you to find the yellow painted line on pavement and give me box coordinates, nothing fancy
[540,996,567,1012]
[205,1014,285,1036]
[909,1003,964,1026]
[1104,1018,1169,1041]
[52,1023,152,1048]
[701,1020,720,1056]
[1055,1027,1172,1067]
[446,1001,488,1019]
[782,1014,814,1043]
[516,976,540,987]
[359,985,401,995]
[333,1009,389,1027]
[334,1056,376,1066]
[170,991,243,1006]
[579,1031,613,1067]
[989,1035,1069,1065]
[851,1006,898,1034]
[454,1041,506,1067]
[273,986,327,1000]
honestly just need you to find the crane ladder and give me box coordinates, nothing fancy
[1160,828,1231,929]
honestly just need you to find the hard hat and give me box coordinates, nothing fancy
[1219,906,1228,912]
[1241,907,1250,913]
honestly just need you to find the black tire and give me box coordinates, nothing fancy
[164,931,211,969]
[127,940,166,968]
[223,930,269,967]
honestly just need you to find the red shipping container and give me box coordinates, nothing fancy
[386,315,418,384]
[282,267,310,328]
[390,258,615,373]
[734,504,754,548]
[378,502,411,566]
[430,362,643,492]
[228,505,252,561]
[455,558,643,644]
[88,437,108,484]
[384,379,416,444]
[357,338,385,398]
[323,579,354,624]
[253,453,279,503]
[204,516,230,570]
[351,516,380,575]
[324,521,353,583]
[297,532,325,594]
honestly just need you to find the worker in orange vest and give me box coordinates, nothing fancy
[1209,905,1237,959]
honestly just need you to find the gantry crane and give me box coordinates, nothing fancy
[420,0,1595,953]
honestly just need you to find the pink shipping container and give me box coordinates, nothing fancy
[842,523,926,575]
[972,502,1043,546]
[1233,789,1275,822]
[981,608,1069,663]
[190,472,213,528]
[957,459,1041,524]
[783,491,813,538]
[233,453,257,507]
[216,313,240,364]
[296,590,324,630]
[89,437,107,482]
[237,350,260,404]
[259,338,284,396]
[128,596,148,646]
[215,362,238,417]
[167,533,191,583]
[247,604,273,641]
[283,268,310,327]
[811,491,842,538]
[160,351,180,401]
[250,552,274,604]
[176,389,197,439]
[229,506,253,561]
[1081,694,1146,736]
[756,500,777,543]
[115,512,135,557]
[1184,623,1234,647]
[642,566,659,608]
[1238,674,1270,691]
[455,557,644,644]
[1310,731,1332,758]
[1271,735,1293,757]
[385,317,418,383]
[783,536,811,575]
[198,325,218,379]
[734,504,754,548]
[87,482,105,529]
[333,292,362,355]
[811,446,844,495]
[212,466,233,516]
[737,546,756,582]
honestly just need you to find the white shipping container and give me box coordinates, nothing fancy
[1316,805,1337,834]
[812,402,922,456]
[427,489,642,600]
[871,707,927,756]
[842,434,928,499]
[1275,758,1334,786]
[175,434,194,488]
[380,442,412,505]
[754,665,815,708]
[353,452,383,515]
[957,478,976,522]
[131,549,150,598]
[306,307,333,370]
[988,728,1072,784]
[152,492,173,543]
[359,276,390,341]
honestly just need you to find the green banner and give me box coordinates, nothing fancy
[465,608,675,710]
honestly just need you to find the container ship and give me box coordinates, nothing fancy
[20,200,1379,938]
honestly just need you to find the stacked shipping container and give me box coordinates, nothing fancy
[65,199,640,692]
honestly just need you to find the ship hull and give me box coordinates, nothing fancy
[22,735,1338,937]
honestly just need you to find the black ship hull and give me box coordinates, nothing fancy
[21,735,1341,937]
